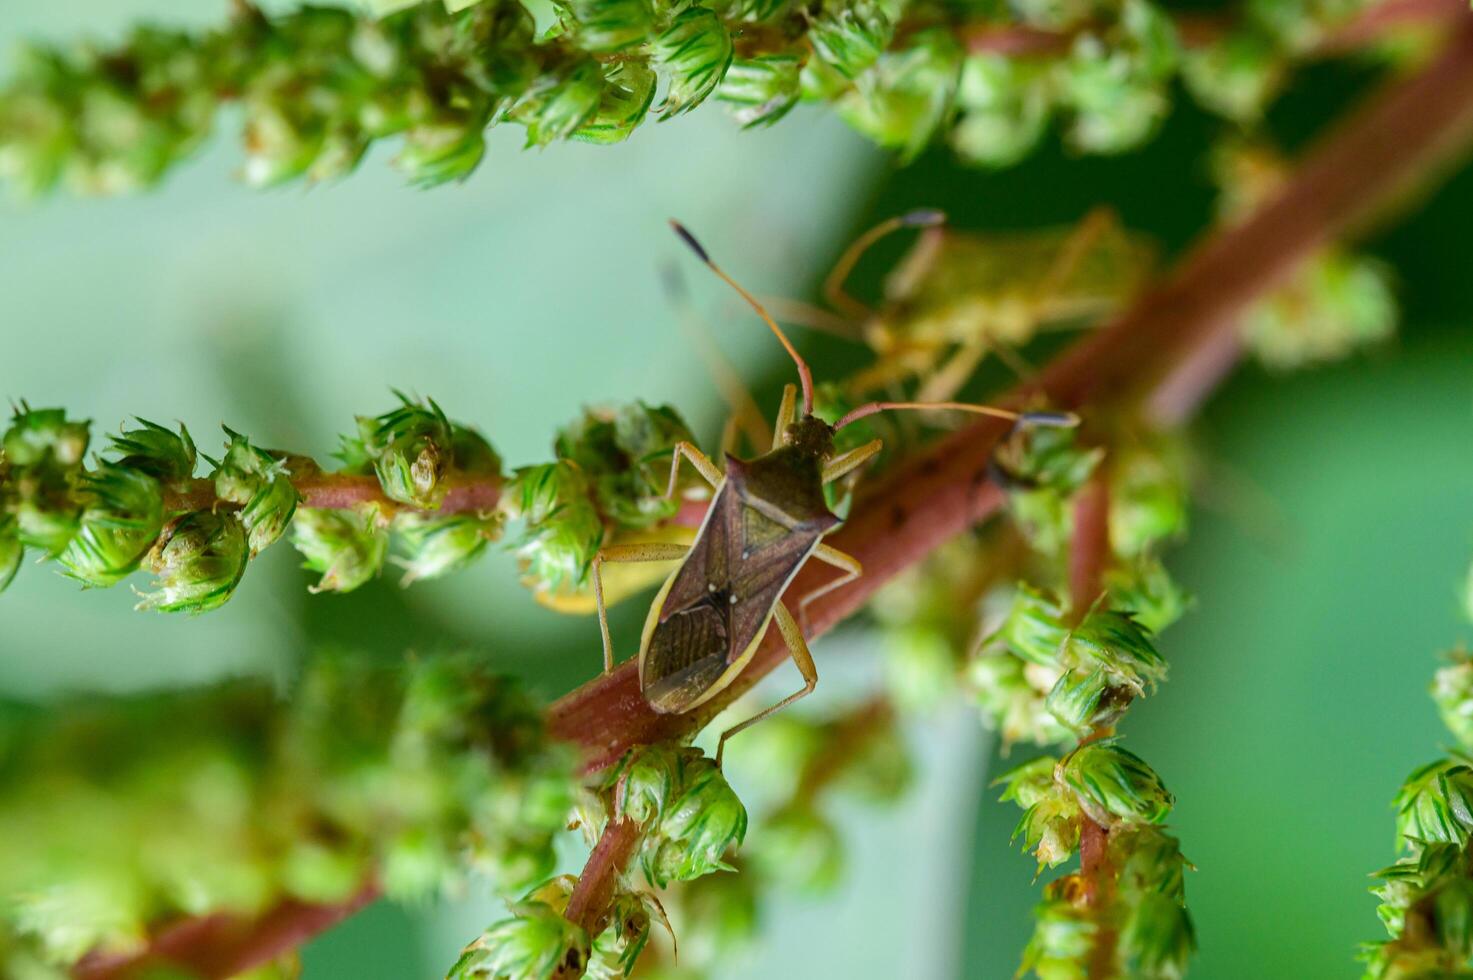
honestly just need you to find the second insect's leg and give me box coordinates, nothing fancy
[593,542,692,674]
[715,602,817,768]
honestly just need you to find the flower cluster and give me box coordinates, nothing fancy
[1212,140,1397,370]
[1364,649,1473,977]
[0,649,574,973]
[0,0,1403,195]
[998,742,1193,978]
[0,395,698,616]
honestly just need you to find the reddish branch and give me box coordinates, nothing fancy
[72,10,1473,977]
[563,818,643,937]
[163,471,503,516]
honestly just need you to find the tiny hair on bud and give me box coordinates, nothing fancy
[900,208,947,227]
[669,220,710,263]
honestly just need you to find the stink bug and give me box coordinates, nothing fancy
[591,220,1078,765]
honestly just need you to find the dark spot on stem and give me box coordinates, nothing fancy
[890,505,906,530]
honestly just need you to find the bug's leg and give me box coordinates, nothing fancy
[915,335,990,404]
[664,441,724,501]
[771,383,797,450]
[715,602,816,768]
[821,440,883,485]
[795,543,862,636]
[593,542,693,674]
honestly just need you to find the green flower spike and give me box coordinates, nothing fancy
[991,584,1070,667]
[653,9,733,118]
[3,405,90,555]
[212,427,299,556]
[1433,654,1473,752]
[1393,758,1473,848]
[291,503,389,594]
[586,890,670,980]
[135,510,249,613]
[56,463,165,587]
[107,418,196,482]
[449,877,590,980]
[996,756,1083,869]
[717,55,801,129]
[552,402,696,529]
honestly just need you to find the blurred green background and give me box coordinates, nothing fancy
[4,3,1473,978]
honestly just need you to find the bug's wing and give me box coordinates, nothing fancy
[661,479,737,619]
[723,503,824,663]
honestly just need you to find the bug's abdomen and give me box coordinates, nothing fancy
[643,599,729,714]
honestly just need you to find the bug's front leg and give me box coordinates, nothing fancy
[715,602,816,768]
[664,441,724,501]
[795,543,862,636]
[821,440,883,486]
[592,542,692,674]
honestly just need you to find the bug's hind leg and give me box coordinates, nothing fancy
[715,602,816,768]
[794,544,862,636]
[593,542,692,674]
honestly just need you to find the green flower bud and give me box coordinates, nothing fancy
[107,418,196,482]
[1118,892,1195,976]
[212,427,299,556]
[565,0,654,53]
[613,747,747,888]
[392,511,504,585]
[1059,740,1173,827]
[717,55,801,129]
[996,756,1082,868]
[1243,250,1396,370]
[451,880,589,980]
[135,510,249,613]
[291,504,388,594]
[748,807,844,895]
[969,650,1073,748]
[653,10,732,118]
[1021,883,1096,980]
[833,30,963,163]
[1045,666,1116,736]
[505,462,604,590]
[1434,655,1473,751]
[3,405,90,468]
[573,62,656,145]
[1394,759,1473,848]
[553,402,696,529]
[991,585,1070,666]
[1182,30,1283,122]
[1108,438,1189,558]
[951,55,1052,169]
[995,423,1102,553]
[396,115,488,187]
[56,464,165,587]
[807,0,891,80]
[347,394,455,510]
[1105,556,1192,635]
[0,515,19,594]
[1065,607,1166,697]
[518,60,606,147]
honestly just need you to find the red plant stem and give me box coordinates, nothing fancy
[1068,473,1112,621]
[73,884,379,980]
[164,472,503,516]
[72,15,1473,978]
[563,818,643,936]
[550,13,1473,772]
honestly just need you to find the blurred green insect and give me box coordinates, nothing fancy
[591,220,1077,764]
[774,207,1156,402]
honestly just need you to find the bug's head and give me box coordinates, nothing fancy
[784,413,836,460]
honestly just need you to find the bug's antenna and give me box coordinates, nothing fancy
[832,401,1079,432]
[824,209,946,321]
[670,220,816,416]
